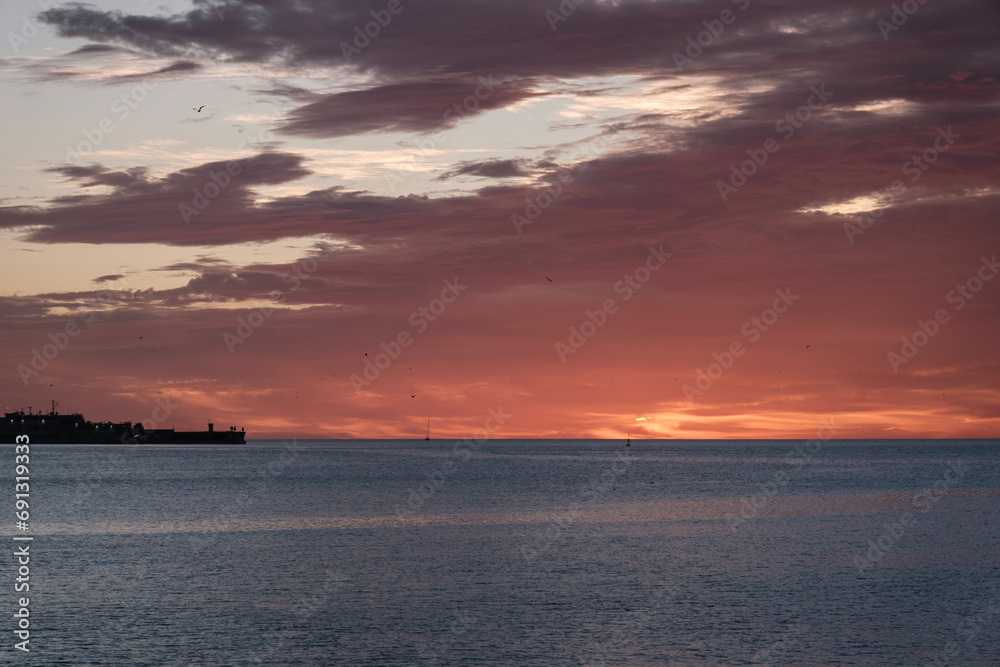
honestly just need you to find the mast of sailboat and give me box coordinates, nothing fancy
[424,414,430,441]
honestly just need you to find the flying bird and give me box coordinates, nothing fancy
[193,105,205,112]
[545,277,553,282]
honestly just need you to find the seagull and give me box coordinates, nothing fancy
[193,105,205,112]
[545,277,553,282]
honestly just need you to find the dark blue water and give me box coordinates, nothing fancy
[4,439,998,665]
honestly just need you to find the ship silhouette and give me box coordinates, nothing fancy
[1,402,245,444]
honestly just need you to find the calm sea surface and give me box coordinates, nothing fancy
[4,439,999,665]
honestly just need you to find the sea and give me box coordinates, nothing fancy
[4,438,998,666]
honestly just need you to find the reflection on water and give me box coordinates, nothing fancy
[3,439,997,665]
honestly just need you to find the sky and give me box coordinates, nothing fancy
[1,0,998,439]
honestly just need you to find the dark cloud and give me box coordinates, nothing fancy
[155,258,232,272]
[93,274,125,283]
[38,4,213,59]
[1,153,312,245]
[46,164,154,191]
[35,0,1000,83]
[438,159,532,181]
[110,60,203,83]
[249,82,322,104]
[276,78,542,138]
[161,271,293,305]
[34,1,1000,148]
[66,44,124,56]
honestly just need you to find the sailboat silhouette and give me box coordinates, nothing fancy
[424,414,430,441]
